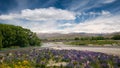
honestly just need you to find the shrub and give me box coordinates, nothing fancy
[111,35,120,40]
[0,23,41,49]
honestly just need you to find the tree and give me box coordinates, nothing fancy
[0,31,2,49]
[74,37,80,40]
[0,23,41,48]
[91,36,105,40]
[111,35,120,40]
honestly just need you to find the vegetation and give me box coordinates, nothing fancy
[0,48,120,68]
[80,36,105,40]
[0,24,41,49]
[66,40,120,46]
[111,34,120,40]
[65,36,120,46]
[0,31,2,49]
[74,37,80,40]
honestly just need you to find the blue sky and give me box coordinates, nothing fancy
[0,0,120,33]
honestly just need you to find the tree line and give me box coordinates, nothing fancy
[74,35,120,41]
[0,24,41,49]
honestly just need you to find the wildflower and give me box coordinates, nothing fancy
[0,55,4,63]
[23,60,29,65]
[8,53,12,56]
[18,61,21,64]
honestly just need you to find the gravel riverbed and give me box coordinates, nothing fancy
[42,42,120,57]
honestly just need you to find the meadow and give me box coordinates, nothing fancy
[0,48,120,68]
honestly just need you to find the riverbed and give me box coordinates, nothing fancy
[42,42,120,56]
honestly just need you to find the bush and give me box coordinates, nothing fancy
[111,35,120,40]
[91,36,105,40]
[0,23,41,49]
[0,31,2,49]
[74,37,80,40]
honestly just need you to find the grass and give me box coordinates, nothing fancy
[0,45,42,53]
[65,40,120,46]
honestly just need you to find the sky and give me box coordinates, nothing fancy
[0,0,120,33]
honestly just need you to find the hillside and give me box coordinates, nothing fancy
[37,32,120,39]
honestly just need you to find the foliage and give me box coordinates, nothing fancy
[0,23,41,49]
[80,36,105,41]
[74,37,80,40]
[66,40,120,46]
[111,34,120,40]
[0,31,2,49]
[66,36,120,46]
[91,36,105,40]
[80,37,90,40]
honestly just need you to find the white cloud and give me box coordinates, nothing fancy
[0,8,119,33]
[0,14,16,20]
[79,10,111,16]
[103,0,116,4]
[27,21,59,33]
[101,10,111,15]
[29,15,120,33]
[0,7,76,21]
[62,15,120,33]
[58,23,76,27]
[69,0,116,12]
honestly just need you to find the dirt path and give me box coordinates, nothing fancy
[42,42,120,56]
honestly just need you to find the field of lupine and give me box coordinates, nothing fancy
[0,48,120,68]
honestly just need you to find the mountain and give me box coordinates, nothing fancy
[37,33,105,39]
[37,32,120,39]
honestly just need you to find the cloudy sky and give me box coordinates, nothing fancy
[0,0,120,33]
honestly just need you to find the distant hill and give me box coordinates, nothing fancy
[37,32,120,39]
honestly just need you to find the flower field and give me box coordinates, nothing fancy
[0,48,120,68]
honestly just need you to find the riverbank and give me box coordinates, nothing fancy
[0,42,120,57]
[42,42,120,57]
[0,42,120,68]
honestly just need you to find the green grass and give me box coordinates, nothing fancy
[0,45,42,53]
[65,40,120,46]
